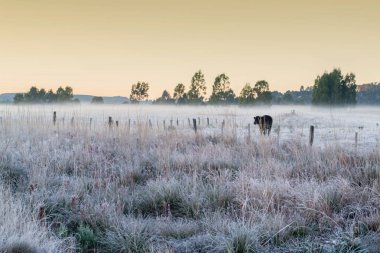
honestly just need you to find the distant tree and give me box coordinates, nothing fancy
[312,69,356,105]
[154,90,174,104]
[282,91,294,104]
[357,83,380,104]
[91,96,104,104]
[24,86,39,102]
[173,83,186,103]
[130,81,149,103]
[254,80,269,96]
[14,93,25,104]
[239,83,255,104]
[46,89,57,103]
[161,90,171,100]
[254,80,272,104]
[36,88,46,102]
[56,86,74,102]
[187,70,206,103]
[209,74,236,104]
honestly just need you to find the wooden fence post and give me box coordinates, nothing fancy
[207,117,209,126]
[188,118,191,126]
[163,120,166,130]
[193,118,197,133]
[309,125,314,146]
[355,132,358,149]
[53,111,57,125]
[128,119,131,132]
[177,118,179,126]
[222,120,225,136]
[248,123,251,141]
[71,117,74,127]
[116,121,119,127]
[90,118,92,128]
[149,119,152,129]
[108,117,113,128]
[198,117,200,126]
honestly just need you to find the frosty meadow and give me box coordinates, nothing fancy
[0,104,379,252]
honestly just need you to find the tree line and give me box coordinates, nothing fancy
[13,68,361,105]
[14,86,78,104]
[135,70,273,105]
[134,69,358,105]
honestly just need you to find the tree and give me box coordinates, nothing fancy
[154,90,174,104]
[209,74,236,104]
[56,86,74,102]
[161,90,171,101]
[130,81,149,103]
[14,93,24,104]
[282,91,294,104]
[46,89,57,103]
[91,96,104,104]
[24,86,39,102]
[239,83,255,104]
[254,80,269,97]
[312,69,356,105]
[187,70,206,103]
[254,80,272,104]
[38,88,47,102]
[173,83,186,103]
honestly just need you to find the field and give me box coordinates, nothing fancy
[0,104,379,253]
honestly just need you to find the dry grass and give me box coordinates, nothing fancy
[0,105,379,252]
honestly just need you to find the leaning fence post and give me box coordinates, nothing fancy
[193,118,197,133]
[309,125,314,146]
[188,118,191,126]
[149,119,152,129]
[207,117,209,126]
[53,111,57,125]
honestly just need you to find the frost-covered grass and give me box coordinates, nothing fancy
[0,104,379,252]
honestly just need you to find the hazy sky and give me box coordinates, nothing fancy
[0,0,379,98]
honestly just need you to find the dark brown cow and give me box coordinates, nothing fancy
[254,115,273,136]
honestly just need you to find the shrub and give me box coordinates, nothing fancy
[127,179,200,218]
[76,224,97,251]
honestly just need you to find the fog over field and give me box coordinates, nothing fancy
[0,105,379,252]
[1,104,379,151]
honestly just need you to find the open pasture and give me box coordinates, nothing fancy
[0,105,379,252]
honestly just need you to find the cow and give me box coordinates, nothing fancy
[254,115,273,136]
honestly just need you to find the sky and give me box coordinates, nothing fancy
[0,0,379,98]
